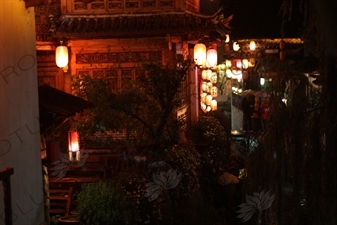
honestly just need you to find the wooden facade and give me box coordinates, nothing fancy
[34,2,231,216]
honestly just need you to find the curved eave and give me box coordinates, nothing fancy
[53,10,232,40]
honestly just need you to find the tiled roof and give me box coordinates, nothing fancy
[54,9,232,39]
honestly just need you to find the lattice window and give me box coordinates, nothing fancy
[76,68,140,93]
[143,0,156,8]
[107,69,119,93]
[75,51,162,64]
[121,69,133,89]
[91,0,106,10]
[108,0,123,9]
[70,0,175,12]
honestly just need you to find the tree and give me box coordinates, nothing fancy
[241,1,337,224]
[72,60,191,152]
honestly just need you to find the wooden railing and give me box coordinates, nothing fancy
[0,167,14,225]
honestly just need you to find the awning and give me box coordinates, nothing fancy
[38,85,94,118]
[38,85,94,136]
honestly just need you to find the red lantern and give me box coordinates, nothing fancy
[68,131,79,161]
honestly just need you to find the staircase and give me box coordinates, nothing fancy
[49,185,73,216]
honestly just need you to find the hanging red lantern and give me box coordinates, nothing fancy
[68,131,80,161]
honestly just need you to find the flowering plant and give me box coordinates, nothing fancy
[218,172,239,185]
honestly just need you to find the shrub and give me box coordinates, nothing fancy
[77,180,139,225]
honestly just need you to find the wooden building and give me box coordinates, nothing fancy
[35,0,232,120]
[32,0,232,218]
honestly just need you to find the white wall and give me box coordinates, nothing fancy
[0,1,45,224]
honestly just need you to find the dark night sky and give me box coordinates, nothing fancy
[201,0,304,39]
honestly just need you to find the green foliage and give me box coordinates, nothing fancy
[77,180,139,225]
[71,74,123,138]
[111,142,228,225]
[50,216,59,225]
[71,60,191,149]
[190,114,231,149]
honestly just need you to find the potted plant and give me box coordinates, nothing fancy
[76,180,139,225]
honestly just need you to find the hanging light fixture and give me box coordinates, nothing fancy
[249,41,256,51]
[195,42,218,113]
[206,48,218,68]
[194,43,207,67]
[55,41,69,68]
[211,99,217,111]
[225,34,230,43]
[68,131,80,161]
[260,78,265,86]
[242,59,249,69]
[233,42,240,51]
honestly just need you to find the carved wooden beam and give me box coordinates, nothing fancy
[24,0,44,8]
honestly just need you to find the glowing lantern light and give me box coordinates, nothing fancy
[194,43,207,67]
[242,59,249,69]
[205,94,213,105]
[211,100,217,111]
[236,60,242,69]
[200,93,207,103]
[225,34,230,43]
[207,82,213,92]
[233,42,240,51]
[206,69,212,81]
[211,72,217,84]
[226,69,233,78]
[201,103,207,112]
[206,48,217,68]
[202,70,207,80]
[250,41,256,51]
[201,82,208,92]
[68,131,80,161]
[55,41,69,68]
[225,60,232,68]
[260,78,265,85]
[211,86,218,97]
